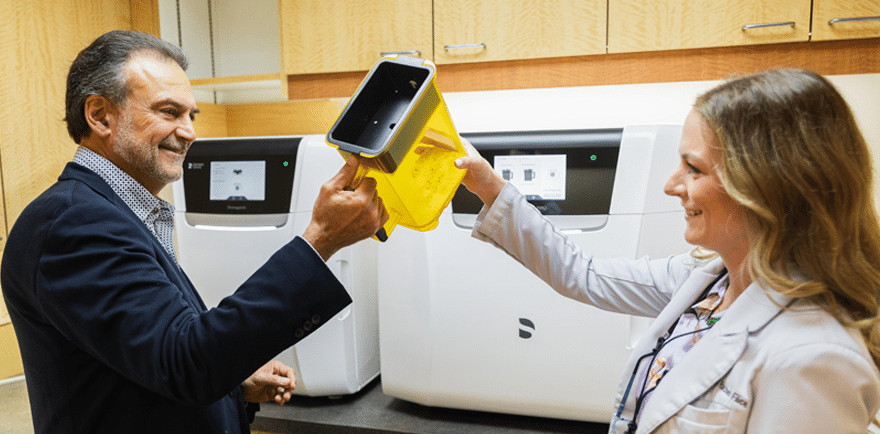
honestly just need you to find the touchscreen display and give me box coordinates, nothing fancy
[494,154,566,201]
[182,137,300,215]
[209,161,266,201]
[451,129,622,217]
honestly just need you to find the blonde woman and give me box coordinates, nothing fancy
[455,68,880,433]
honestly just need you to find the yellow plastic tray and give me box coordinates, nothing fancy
[326,55,467,240]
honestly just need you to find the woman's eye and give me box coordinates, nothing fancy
[686,163,701,174]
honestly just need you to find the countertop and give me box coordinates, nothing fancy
[252,377,610,434]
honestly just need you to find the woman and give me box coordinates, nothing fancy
[454,69,880,433]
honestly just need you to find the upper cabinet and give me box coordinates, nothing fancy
[278,0,877,75]
[812,0,880,41]
[608,0,811,53]
[279,0,432,75]
[433,0,606,64]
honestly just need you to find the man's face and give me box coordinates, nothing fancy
[110,53,198,195]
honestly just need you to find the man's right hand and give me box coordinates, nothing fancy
[302,156,388,261]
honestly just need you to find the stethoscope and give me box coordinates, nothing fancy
[613,270,728,434]
[612,270,796,434]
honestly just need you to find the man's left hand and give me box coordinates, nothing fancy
[241,360,296,405]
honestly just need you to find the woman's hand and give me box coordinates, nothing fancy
[241,360,296,405]
[455,137,506,208]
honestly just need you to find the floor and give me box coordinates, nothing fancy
[0,376,32,433]
[0,373,607,434]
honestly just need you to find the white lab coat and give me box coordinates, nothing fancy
[472,183,880,434]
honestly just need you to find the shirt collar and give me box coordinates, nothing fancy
[72,146,175,220]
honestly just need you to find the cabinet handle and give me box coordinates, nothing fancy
[443,43,487,51]
[741,21,796,31]
[829,16,880,25]
[380,50,421,57]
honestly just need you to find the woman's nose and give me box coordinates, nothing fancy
[664,170,682,197]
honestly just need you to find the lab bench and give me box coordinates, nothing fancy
[252,377,610,434]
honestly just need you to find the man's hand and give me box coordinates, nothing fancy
[303,156,388,260]
[241,360,296,405]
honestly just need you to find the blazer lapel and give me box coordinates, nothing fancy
[62,162,207,312]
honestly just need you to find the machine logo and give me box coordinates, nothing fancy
[519,318,535,339]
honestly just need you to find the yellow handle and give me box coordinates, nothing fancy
[345,164,369,191]
[345,164,397,242]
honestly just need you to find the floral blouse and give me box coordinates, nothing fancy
[634,273,729,420]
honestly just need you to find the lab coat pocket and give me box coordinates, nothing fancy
[670,404,731,433]
[658,383,749,434]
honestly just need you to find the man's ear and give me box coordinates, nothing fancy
[84,95,118,139]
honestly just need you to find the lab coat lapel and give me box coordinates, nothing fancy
[635,282,790,433]
[635,329,748,433]
[629,258,727,359]
[613,258,726,426]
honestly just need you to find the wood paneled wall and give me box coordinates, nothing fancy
[192,103,230,138]
[224,99,345,137]
[0,0,132,223]
[192,99,345,139]
[129,0,161,36]
[0,0,142,381]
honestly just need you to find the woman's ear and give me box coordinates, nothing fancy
[84,95,117,139]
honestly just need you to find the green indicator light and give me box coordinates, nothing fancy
[283,161,289,167]
[590,155,597,161]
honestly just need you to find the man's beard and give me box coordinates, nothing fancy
[115,113,188,186]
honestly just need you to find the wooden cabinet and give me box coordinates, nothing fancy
[812,0,880,41]
[279,0,604,73]
[278,0,875,75]
[433,0,606,64]
[279,0,432,75]
[608,0,811,53]
[278,0,879,99]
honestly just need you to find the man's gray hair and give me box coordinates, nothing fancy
[64,30,189,144]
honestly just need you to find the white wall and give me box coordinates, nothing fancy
[445,74,880,210]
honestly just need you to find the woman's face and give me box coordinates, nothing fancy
[664,110,749,257]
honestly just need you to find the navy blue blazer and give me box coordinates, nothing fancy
[1,162,353,433]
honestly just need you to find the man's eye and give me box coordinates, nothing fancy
[687,163,701,174]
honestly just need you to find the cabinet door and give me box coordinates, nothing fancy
[609,0,810,53]
[812,0,880,41]
[280,0,432,74]
[434,0,606,64]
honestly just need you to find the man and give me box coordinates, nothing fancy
[1,30,386,433]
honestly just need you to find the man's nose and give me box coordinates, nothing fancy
[176,117,196,143]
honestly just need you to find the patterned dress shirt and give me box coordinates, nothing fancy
[72,146,178,262]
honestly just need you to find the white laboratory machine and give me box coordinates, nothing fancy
[377,125,692,422]
[172,135,380,397]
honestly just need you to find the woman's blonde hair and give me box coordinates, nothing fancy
[695,68,880,367]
